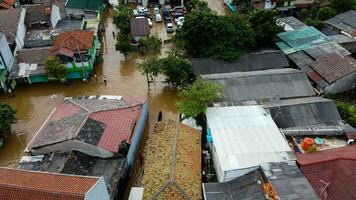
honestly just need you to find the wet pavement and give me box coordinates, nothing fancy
[0,9,179,166]
[203,0,226,15]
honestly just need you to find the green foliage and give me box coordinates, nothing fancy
[305,18,324,30]
[140,36,162,54]
[311,7,319,19]
[44,56,66,80]
[113,4,133,35]
[115,33,132,56]
[336,101,356,127]
[232,0,252,14]
[300,9,309,21]
[330,0,356,13]
[174,11,254,61]
[0,102,16,134]
[186,0,210,13]
[137,55,193,88]
[249,10,284,46]
[316,7,337,21]
[176,79,223,118]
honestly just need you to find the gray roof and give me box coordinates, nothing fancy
[280,16,307,30]
[329,34,356,44]
[304,41,351,59]
[203,169,267,200]
[0,8,22,45]
[17,151,128,198]
[191,50,289,75]
[130,18,149,36]
[55,19,83,32]
[261,162,320,200]
[325,10,356,36]
[202,68,315,102]
[22,4,52,26]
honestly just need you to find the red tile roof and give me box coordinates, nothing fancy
[296,145,356,200]
[0,167,99,200]
[52,31,94,57]
[310,53,356,84]
[91,105,142,152]
[0,0,15,9]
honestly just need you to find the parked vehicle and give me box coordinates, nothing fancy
[176,17,184,27]
[172,12,184,19]
[155,13,162,22]
[166,22,174,33]
[154,7,160,15]
[162,7,170,17]
[170,6,187,14]
[174,16,184,24]
[164,16,172,23]
[133,6,149,16]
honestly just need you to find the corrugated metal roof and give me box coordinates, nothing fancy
[325,10,356,37]
[191,50,289,75]
[280,16,307,31]
[202,68,315,102]
[206,106,295,173]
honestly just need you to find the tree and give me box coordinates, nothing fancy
[115,34,132,56]
[0,102,16,134]
[160,55,193,88]
[300,9,309,21]
[137,57,163,85]
[113,4,133,35]
[186,0,210,13]
[174,11,255,60]
[140,36,162,54]
[233,0,252,14]
[249,10,284,46]
[336,101,356,127]
[330,0,356,13]
[305,18,324,30]
[45,56,66,80]
[176,79,223,118]
[316,7,337,21]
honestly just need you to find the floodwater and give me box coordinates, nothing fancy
[0,9,180,167]
[203,0,226,15]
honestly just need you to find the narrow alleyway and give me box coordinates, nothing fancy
[0,9,179,166]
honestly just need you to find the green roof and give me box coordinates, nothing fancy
[276,26,330,55]
[66,0,104,11]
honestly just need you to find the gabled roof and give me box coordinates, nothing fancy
[280,16,307,31]
[325,10,356,37]
[22,4,52,26]
[65,0,104,11]
[51,30,94,57]
[0,8,22,44]
[191,50,289,75]
[0,167,99,200]
[296,145,356,200]
[0,0,16,9]
[202,68,315,102]
[310,53,356,84]
[130,18,150,36]
[141,120,202,200]
[28,96,145,154]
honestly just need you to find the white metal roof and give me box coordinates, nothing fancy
[207,106,295,172]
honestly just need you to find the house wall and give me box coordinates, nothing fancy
[65,8,85,19]
[324,72,356,94]
[30,140,114,158]
[85,177,110,200]
[15,8,26,53]
[126,101,148,167]
[0,33,14,72]
[51,4,61,28]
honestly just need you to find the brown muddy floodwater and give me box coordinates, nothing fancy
[0,9,179,167]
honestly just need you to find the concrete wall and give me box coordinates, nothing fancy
[324,72,356,94]
[51,4,61,28]
[30,140,114,158]
[15,8,26,53]
[65,8,85,19]
[127,101,148,167]
[85,177,110,200]
[0,33,14,72]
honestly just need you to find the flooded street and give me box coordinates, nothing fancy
[0,9,179,166]
[203,0,226,15]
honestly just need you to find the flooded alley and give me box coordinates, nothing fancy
[0,9,179,166]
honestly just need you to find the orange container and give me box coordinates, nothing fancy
[301,137,315,151]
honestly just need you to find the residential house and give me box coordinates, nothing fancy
[51,30,98,80]
[202,68,315,102]
[191,50,289,75]
[253,0,315,11]
[296,145,356,200]
[18,151,128,200]
[203,162,319,200]
[0,167,109,200]
[22,3,61,28]
[26,95,148,166]
[0,8,26,53]
[329,34,356,53]
[131,17,150,43]
[139,120,202,199]
[64,0,105,19]
[206,106,295,182]
[0,0,18,9]
[11,47,52,83]
[324,10,356,40]
[0,32,14,92]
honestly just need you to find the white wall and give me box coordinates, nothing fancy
[0,33,14,72]
[85,177,110,200]
[51,4,61,28]
[14,8,26,53]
